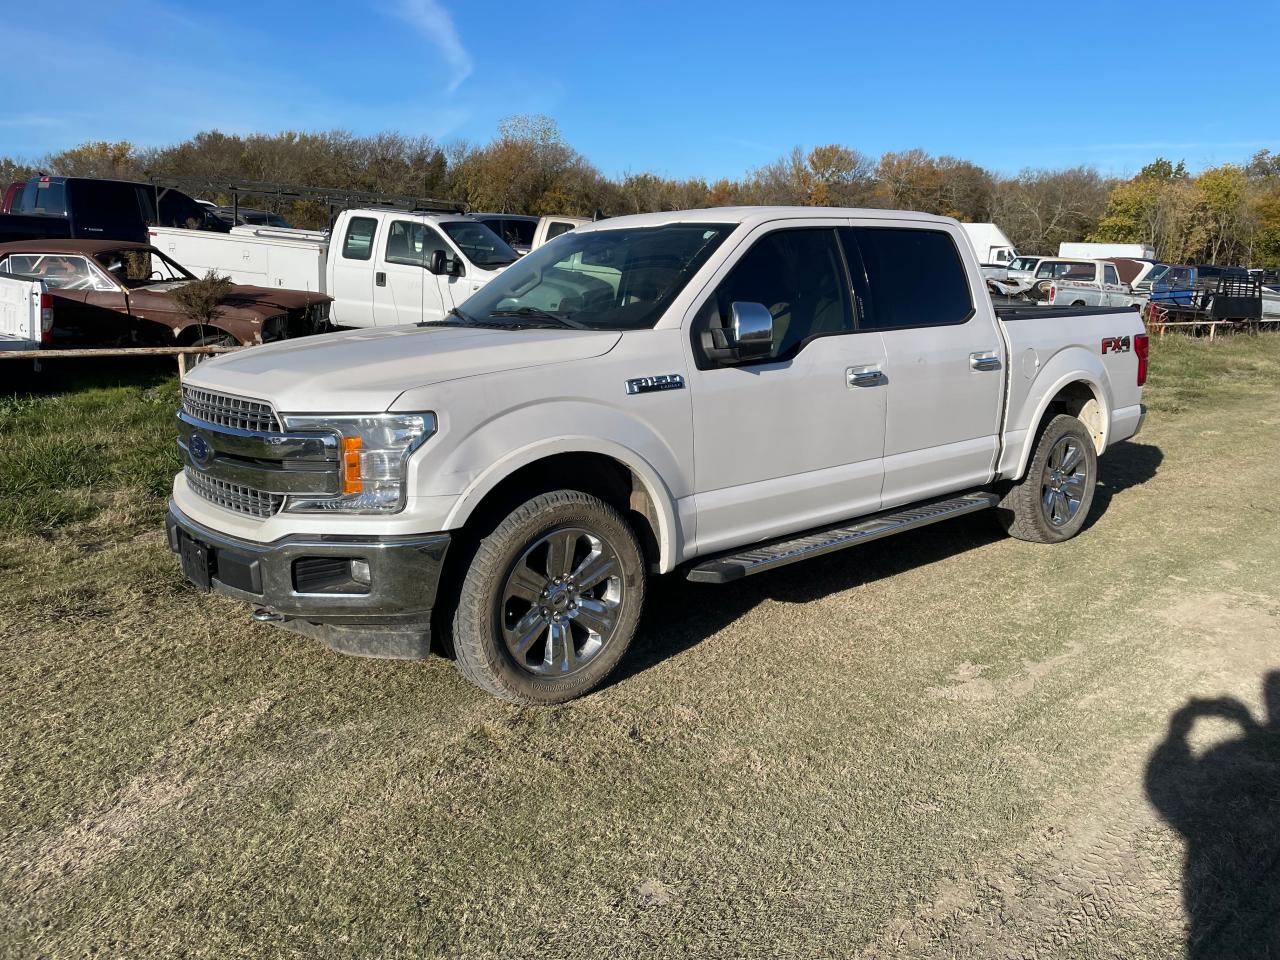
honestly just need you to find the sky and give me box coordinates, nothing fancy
[3,0,1277,181]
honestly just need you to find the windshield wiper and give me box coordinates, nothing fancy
[418,306,474,327]
[487,307,587,329]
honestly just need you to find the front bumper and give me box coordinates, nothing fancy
[166,500,449,659]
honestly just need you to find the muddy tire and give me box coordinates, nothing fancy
[996,414,1098,543]
[451,490,645,705]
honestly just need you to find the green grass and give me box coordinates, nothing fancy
[2,336,1280,958]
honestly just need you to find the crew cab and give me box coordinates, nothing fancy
[149,208,519,327]
[167,207,1148,706]
[0,240,331,348]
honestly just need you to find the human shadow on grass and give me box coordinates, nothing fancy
[612,438,1162,687]
[1146,673,1280,959]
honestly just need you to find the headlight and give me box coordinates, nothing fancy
[280,413,436,514]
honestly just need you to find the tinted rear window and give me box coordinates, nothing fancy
[842,227,973,330]
[17,180,67,217]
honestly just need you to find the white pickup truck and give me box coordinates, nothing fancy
[167,206,1148,705]
[0,271,51,352]
[1048,259,1145,311]
[149,208,520,328]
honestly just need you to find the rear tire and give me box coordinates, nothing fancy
[451,490,646,705]
[996,414,1098,543]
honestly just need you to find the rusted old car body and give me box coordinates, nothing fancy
[0,239,331,347]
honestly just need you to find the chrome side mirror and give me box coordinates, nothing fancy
[729,301,773,360]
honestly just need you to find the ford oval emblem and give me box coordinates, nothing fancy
[189,431,212,466]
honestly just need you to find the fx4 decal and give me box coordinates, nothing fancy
[1101,335,1132,355]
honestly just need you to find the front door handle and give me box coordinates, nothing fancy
[847,366,883,387]
[375,272,387,287]
[970,353,1001,371]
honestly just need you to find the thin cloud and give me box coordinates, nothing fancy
[394,0,473,93]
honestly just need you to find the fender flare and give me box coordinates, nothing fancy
[442,435,685,573]
[1007,350,1113,480]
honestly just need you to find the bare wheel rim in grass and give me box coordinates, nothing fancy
[1041,435,1089,526]
[500,526,623,676]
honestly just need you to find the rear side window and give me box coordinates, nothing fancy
[546,221,576,241]
[342,217,378,260]
[709,228,854,362]
[842,227,973,330]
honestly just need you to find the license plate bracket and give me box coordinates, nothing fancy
[179,533,213,591]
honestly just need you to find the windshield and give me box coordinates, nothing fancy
[1144,265,1169,284]
[439,222,519,268]
[94,248,194,288]
[458,222,735,331]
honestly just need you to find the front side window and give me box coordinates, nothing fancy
[844,227,973,330]
[385,220,446,266]
[342,217,378,260]
[462,222,733,331]
[1104,265,1119,285]
[439,221,518,268]
[707,228,854,361]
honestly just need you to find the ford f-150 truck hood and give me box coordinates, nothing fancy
[185,324,623,412]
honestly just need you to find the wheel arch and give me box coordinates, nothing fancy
[444,439,683,573]
[1005,358,1112,482]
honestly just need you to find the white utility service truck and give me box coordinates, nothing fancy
[150,209,519,327]
[167,206,1148,705]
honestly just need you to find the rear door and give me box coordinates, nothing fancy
[372,217,451,325]
[329,215,379,327]
[842,223,1004,508]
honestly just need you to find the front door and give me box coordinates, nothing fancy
[840,224,1004,508]
[372,218,451,325]
[687,224,887,554]
[330,215,379,327]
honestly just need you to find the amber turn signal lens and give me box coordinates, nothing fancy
[340,436,363,494]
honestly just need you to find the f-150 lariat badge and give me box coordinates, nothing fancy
[625,374,685,395]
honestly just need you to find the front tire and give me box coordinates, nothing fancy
[451,490,646,705]
[996,414,1098,543]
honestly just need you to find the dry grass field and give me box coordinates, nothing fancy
[2,335,1279,959]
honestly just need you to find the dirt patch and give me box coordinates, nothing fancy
[15,693,280,897]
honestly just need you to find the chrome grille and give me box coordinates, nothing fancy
[182,385,279,433]
[184,467,283,519]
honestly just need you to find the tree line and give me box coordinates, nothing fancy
[4,116,1277,266]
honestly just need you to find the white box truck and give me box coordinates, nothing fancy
[1058,241,1157,260]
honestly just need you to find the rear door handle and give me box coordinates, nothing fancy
[847,366,883,387]
[375,272,387,287]
[970,353,1001,371]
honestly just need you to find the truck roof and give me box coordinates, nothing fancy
[573,206,958,234]
[0,238,156,256]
